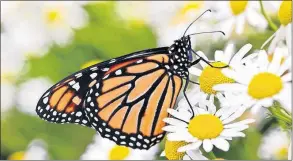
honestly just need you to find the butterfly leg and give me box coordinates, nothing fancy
[190,49,229,68]
[183,75,195,118]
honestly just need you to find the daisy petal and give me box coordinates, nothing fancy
[167,109,190,122]
[225,125,249,132]
[246,9,267,30]
[221,130,245,137]
[223,43,235,64]
[160,151,166,157]
[203,139,213,152]
[211,137,230,151]
[213,83,247,92]
[177,141,202,152]
[230,44,252,67]
[163,118,188,127]
[224,119,255,128]
[162,125,186,133]
[235,14,245,34]
[222,106,247,124]
[196,51,209,68]
[186,150,208,160]
[286,24,291,52]
[281,72,291,82]
[189,67,202,76]
[215,50,224,62]
[268,48,283,74]
[183,155,191,160]
[277,56,291,76]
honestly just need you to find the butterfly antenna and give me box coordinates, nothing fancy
[188,30,225,36]
[182,9,211,37]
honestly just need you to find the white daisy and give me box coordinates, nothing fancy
[7,139,48,160]
[16,77,53,115]
[216,1,267,38]
[266,1,291,54]
[80,134,159,160]
[188,43,253,106]
[258,127,290,160]
[162,101,254,153]
[214,47,292,113]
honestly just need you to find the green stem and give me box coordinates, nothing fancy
[259,0,278,31]
[206,151,217,160]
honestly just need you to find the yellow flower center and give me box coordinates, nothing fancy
[46,10,61,23]
[278,1,292,26]
[165,140,188,160]
[199,62,234,94]
[248,72,283,99]
[229,1,248,15]
[188,114,223,140]
[7,151,25,160]
[275,146,288,159]
[80,59,101,69]
[108,145,130,160]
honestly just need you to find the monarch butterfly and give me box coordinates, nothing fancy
[36,10,225,150]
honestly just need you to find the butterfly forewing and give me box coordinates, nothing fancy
[84,54,182,149]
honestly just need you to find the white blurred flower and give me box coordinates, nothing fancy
[37,1,89,46]
[115,1,218,46]
[1,1,89,57]
[163,99,254,153]
[266,1,291,54]
[80,134,159,160]
[1,33,26,76]
[1,82,16,113]
[214,48,292,113]
[7,139,48,160]
[187,43,252,105]
[150,1,218,46]
[17,77,53,116]
[216,1,267,38]
[258,127,290,160]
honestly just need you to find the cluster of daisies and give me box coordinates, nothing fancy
[159,1,292,159]
[161,42,291,160]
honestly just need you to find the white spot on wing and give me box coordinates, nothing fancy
[76,111,82,117]
[115,70,122,75]
[75,73,82,78]
[102,68,109,72]
[69,80,76,86]
[90,73,97,79]
[72,83,80,91]
[43,97,48,104]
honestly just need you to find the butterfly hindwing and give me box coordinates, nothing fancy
[36,72,93,126]
[84,54,183,149]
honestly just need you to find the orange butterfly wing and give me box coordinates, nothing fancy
[85,54,183,149]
